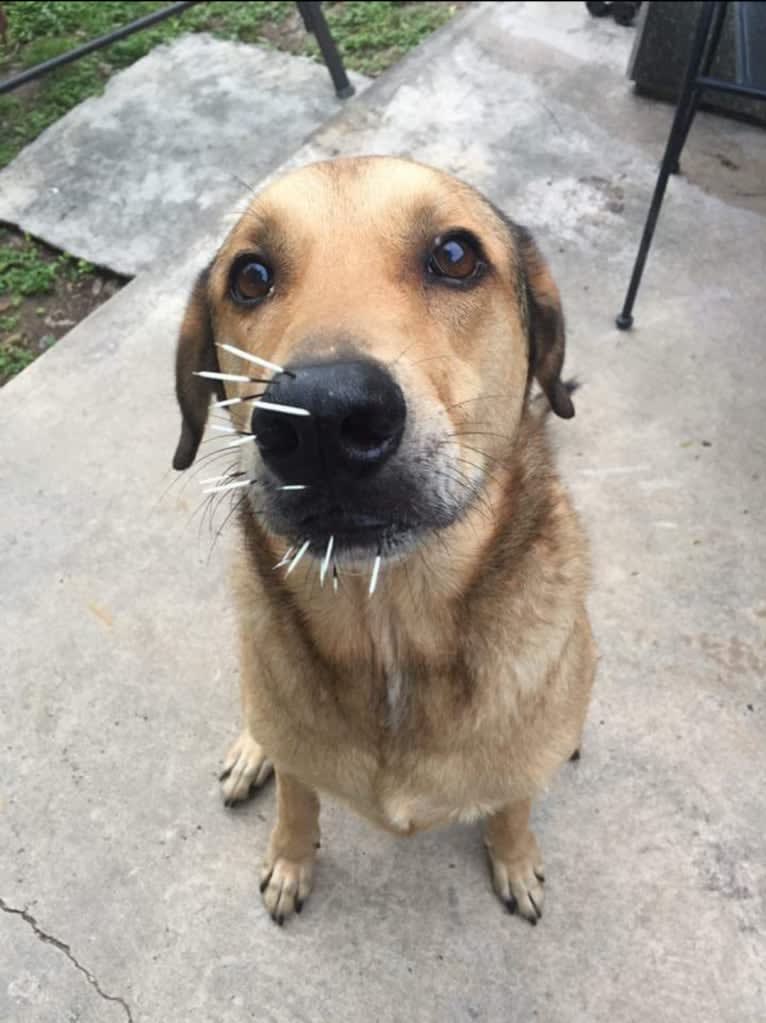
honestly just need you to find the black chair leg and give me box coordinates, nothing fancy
[616,1,720,330]
[297,1,354,99]
[670,1,728,173]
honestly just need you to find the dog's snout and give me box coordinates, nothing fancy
[253,359,407,483]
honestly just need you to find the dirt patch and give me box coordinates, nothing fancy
[0,226,127,386]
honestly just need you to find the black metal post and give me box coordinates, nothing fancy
[670,1,729,173]
[297,1,354,99]
[0,1,201,95]
[615,1,719,330]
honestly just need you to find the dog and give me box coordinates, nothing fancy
[172,156,597,926]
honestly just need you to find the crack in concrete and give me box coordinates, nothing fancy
[0,896,134,1022]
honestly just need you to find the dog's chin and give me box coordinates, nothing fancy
[267,512,428,565]
[257,489,467,565]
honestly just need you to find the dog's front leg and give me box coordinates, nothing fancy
[484,799,545,925]
[260,771,320,925]
[220,633,274,805]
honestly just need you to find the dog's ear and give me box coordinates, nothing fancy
[515,225,575,419]
[172,266,222,470]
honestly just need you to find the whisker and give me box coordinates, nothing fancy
[388,339,421,370]
[155,456,237,508]
[230,174,257,195]
[451,454,502,489]
[216,342,285,375]
[197,433,240,447]
[206,491,249,563]
[285,540,311,576]
[408,353,451,368]
[199,471,246,485]
[181,447,242,470]
[320,535,334,586]
[444,394,510,412]
[208,421,254,439]
[456,442,511,468]
[279,484,307,491]
[202,478,254,494]
[448,430,514,443]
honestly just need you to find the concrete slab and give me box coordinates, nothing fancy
[1,3,764,1022]
[0,907,127,1022]
[0,34,367,276]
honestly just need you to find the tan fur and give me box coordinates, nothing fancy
[176,157,597,925]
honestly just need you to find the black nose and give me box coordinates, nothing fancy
[252,359,407,483]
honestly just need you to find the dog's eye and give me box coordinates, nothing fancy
[428,233,482,282]
[230,256,274,305]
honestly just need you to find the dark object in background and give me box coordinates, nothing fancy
[0,1,353,99]
[586,2,642,27]
[628,1,766,125]
[616,1,766,330]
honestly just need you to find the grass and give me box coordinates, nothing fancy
[0,1,461,385]
[0,229,118,385]
[0,1,460,168]
[0,237,93,299]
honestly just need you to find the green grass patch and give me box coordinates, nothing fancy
[0,238,90,298]
[0,228,123,387]
[0,2,459,168]
[0,336,37,380]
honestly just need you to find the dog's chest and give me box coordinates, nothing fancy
[382,665,408,730]
[379,789,504,834]
[366,612,412,730]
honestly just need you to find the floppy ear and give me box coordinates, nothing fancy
[172,266,223,470]
[515,225,575,419]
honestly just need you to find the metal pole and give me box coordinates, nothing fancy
[615,1,719,331]
[0,1,201,95]
[297,2,354,99]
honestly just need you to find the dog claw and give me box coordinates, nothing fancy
[529,894,541,920]
[219,733,273,805]
[260,855,314,924]
[534,869,545,883]
[505,896,518,915]
[569,748,581,762]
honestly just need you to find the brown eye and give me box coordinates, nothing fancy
[230,256,274,304]
[428,233,482,281]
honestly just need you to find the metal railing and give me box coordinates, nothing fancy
[0,1,353,97]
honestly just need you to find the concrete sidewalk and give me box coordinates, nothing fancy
[1,4,764,1021]
[0,35,367,276]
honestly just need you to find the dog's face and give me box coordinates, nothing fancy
[173,157,573,562]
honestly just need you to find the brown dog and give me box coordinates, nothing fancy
[172,156,596,926]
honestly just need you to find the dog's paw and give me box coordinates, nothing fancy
[260,851,316,926]
[219,731,273,806]
[486,831,545,926]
